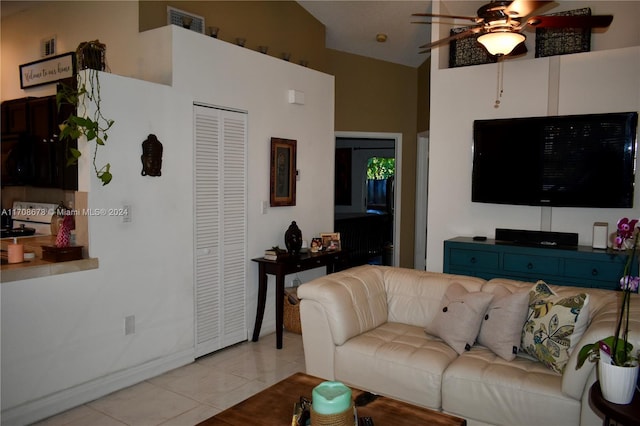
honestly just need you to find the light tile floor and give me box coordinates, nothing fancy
[34,332,305,426]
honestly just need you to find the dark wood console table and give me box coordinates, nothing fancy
[252,250,348,349]
[589,381,640,426]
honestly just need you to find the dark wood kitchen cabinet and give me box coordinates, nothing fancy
[29,96,78,189]
[1,94,77,190]
[1,98,33,186]
[1,97,32,135]
[29,96,57,187]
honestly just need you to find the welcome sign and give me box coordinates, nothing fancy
[20,52,76,89]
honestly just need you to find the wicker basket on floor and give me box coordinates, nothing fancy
[284,288,302,334]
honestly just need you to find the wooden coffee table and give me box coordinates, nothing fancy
[197,372,466,425]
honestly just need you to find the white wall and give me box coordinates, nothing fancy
[1,72,197,426]
[1,9,335,426]
[427,1,640,272]
[162,25,335,341]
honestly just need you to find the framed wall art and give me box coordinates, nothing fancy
[449,26,497,68]
[535,8,592,58]
[20,52,76,89]
[270,137,297,206]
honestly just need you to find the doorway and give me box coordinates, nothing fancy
[334,131,401,267]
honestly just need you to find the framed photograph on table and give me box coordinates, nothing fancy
[321,232,341,251]
[270,137,297,206]
[310,237,324,252]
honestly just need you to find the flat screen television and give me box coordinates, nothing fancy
[472,112,638,208]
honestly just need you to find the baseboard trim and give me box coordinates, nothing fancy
[1,349,194,426]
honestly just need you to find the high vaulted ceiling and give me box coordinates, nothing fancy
[298,1,433,68]
[0,1,434,68]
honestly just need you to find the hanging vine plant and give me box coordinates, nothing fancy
[56,40,114,185]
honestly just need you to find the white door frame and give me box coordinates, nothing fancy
[335,131,402,267]
[414,131,429,270]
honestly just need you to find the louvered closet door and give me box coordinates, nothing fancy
[194,105,247,358]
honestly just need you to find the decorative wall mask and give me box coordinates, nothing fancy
[141,134,163,177]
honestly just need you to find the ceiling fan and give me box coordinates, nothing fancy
[413,0,613,56]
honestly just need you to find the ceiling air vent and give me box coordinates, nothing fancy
[167,6,205,34]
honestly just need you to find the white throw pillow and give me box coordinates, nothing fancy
[477,286,529,361]
[425,282,494,354]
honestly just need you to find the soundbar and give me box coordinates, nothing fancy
[495,228,578,249]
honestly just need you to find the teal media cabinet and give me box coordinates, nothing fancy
[443,237,637,290]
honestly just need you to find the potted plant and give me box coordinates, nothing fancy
[576,217,639,404]
[56,40,114,185]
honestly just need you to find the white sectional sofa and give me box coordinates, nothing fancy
[297,265,640,426]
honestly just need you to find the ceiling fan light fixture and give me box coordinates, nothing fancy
[477,31,525,56]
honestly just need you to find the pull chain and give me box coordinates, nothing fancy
[494,58,504,108]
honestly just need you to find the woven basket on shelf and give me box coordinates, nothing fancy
[310,403,355,426]
[284,288,302,334]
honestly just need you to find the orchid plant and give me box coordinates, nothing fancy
[577,217,639,369]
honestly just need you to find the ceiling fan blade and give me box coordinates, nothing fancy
[411,21,468,26]
[419,26,484,50]
[509,41,528,56]
[527,14,613,28]
[412,12,478,23]
[504,0,553,18]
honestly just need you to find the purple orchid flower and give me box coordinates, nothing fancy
[615,218,640,248]
[620,276,640,292]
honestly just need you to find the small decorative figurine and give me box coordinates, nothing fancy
[141,134,163,177]
[50,201,68,236]
[285,221,303,255]
[55,215,75,248]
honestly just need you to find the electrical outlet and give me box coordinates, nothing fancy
[125,315,135,335]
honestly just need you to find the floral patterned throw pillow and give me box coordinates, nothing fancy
[521,281,588,374]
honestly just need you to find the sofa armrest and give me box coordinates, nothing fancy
[562,292,640,401]
[297,265,388,346]
[298,266,388,381]
[299,299,337,380]
[562,309,617,399]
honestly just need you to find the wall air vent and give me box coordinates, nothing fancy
[167,6,205,34]
[41,36,56,57]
